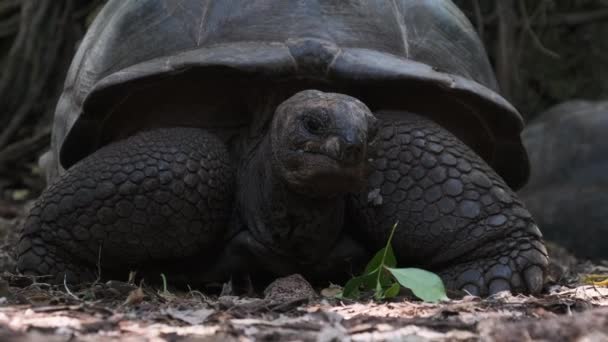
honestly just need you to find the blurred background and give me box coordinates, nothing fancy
[1,0,607,259]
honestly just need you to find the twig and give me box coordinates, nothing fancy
[64,273,80,301]
[518,0,560,59]
[467,4,608,28]
[546,9,608,27]
[0,0,87,155]
[0,126,50,166]
[471,0,484,39]
[85,243,103,289]
[95,244,102,283]
[0,12,19,38]
[495,0,517,100]
[0,0,55,147]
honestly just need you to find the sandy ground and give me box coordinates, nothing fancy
[0,200,607,341]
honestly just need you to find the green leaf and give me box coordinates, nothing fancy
[360,271,379,290]
[363,248,395,287]
[384,244,397,268]
[368,222,400,290]
[374,281,384,300]
[386,267,449,302]
[364,245,397,275]
[383,282,401,298]
[363,248,384,274]
[342,272,378,298]
[341,221,448,303]
[342,276,362,298]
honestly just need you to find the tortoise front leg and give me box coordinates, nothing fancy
[17,127,235,284]
[350,113,548,296]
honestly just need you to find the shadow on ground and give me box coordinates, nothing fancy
[0,199,607,341]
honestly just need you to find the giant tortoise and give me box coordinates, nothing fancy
[520,100,608,260]
[17,0,548,296]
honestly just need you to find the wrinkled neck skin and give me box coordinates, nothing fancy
[237,134,345,265]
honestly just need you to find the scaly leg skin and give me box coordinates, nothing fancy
[17,128,235,284]
[350,112,548,296]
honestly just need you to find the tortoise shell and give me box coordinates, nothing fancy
[51,0,529,188]
[521,100,608,259]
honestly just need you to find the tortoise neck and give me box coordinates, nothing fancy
[237,134,345,263]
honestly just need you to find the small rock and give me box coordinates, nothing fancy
[264,274,316,302]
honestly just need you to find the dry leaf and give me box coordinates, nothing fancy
[321,285,342,298]
[582,274,608,287]
[163,307,215,325]
[124,287,145,306]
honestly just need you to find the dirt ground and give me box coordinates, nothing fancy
[0,200,607,342]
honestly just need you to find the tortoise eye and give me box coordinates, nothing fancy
[303,116,325,134]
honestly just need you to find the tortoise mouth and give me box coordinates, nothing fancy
[282,151,369,197]
[293,147,366,166]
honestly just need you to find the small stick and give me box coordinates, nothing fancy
[63,273,80,301]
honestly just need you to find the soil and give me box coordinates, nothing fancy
[0,198,607,341]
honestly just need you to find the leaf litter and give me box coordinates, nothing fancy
[0,215,607,340]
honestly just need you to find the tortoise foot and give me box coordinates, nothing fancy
[438,228,548,296]
[17,238,97,284]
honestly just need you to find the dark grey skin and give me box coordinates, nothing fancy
[237,91,374,261]
[18,90,548,296]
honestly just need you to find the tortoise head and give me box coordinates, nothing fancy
[270,90,377,197]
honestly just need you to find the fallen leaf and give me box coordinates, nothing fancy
[386,267,449,303]
[163,307,215,325]
[582,274,608,287]
[321,285,342,298]
[124,287,145,306]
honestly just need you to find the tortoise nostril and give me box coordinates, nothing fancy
[320,137,364,164]
[342,144,364,164]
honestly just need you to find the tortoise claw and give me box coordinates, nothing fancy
[523,265,545,294]
[439,239,548,296]
[488,278,511,295]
